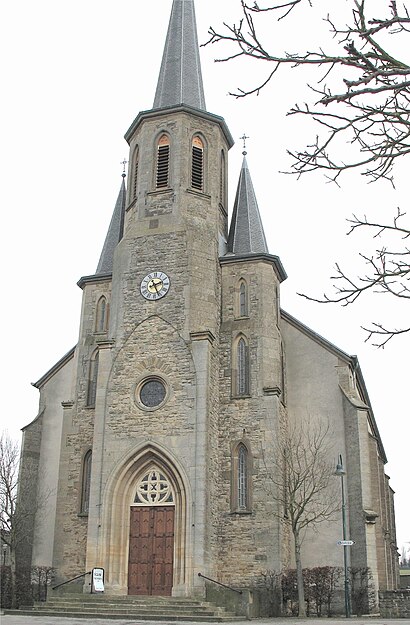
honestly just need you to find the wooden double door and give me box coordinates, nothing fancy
[128,506,174,596]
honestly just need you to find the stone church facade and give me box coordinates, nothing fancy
[19,0,398,609]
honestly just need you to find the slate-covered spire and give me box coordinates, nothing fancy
[227,155,269,256]
[153,0,206,111]
[95,176,126,274]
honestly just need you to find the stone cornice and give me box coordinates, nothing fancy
[220,253,287,283]
[125,105,234,149]
[190,330,216,344]
[77,273,113,290]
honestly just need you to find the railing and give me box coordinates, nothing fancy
[198,572,243,594]
[52,571,91,591]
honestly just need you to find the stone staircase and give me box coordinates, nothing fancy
[5,594,243,621]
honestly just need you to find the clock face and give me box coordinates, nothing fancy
[140,271,170,300]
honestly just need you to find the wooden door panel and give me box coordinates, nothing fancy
[128,506,174,596]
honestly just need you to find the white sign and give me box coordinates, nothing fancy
[337,540,355,546]
[92,567,105,593]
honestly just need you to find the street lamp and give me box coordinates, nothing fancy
[335,454,351,618]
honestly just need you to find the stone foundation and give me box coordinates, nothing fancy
[379,589,410,618]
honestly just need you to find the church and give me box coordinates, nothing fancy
[18,0,398,613]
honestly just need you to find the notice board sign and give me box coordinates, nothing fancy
[91,567,105,593]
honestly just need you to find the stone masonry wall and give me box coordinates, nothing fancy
[379,590,410,618]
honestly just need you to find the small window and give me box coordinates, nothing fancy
[95,296,108,333]
[132,146,139,200]
[238,444,248,510]
[281,342,286,405]
[191,136,204,191]
[237,337,249,396]
[80,450,92,514]
[231,441,252,513]
[220,150,226,206]
[239,281,248,317]
[156,134,170,189]
[86,351,99,407]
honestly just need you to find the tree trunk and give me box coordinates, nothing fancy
[10,547,17,609]
[293,529,306,618]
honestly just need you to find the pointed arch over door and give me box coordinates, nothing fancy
[100,444,191,596]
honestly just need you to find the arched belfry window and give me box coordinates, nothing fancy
[95,296,108,333]
[236,336,250,396]
[80,450,92,514]
[156,134,170,189]
[191,136,204,191]
[86,350,99,407]
[239,280,248,317]
[132,146,139,200]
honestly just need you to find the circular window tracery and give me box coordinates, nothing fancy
[134,470,174,505]
[136,377,167,410]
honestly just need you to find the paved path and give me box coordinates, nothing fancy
[1,616,408,625]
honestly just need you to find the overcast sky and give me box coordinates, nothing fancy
[1,0,408,554]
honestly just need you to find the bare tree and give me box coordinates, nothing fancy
[298,207,410,347]
[206,0,410,184]
[263,421,340,617]
[205,0,410,346]
[0,431,20,606]
[0,430,51,607]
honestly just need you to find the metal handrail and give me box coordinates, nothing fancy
[52,571,91,590]
[198,572,243,595]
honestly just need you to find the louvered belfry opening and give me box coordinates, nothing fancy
[156,134,170,189]
[191,136,204,191]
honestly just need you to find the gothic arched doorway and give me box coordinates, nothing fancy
[98,444,191,597]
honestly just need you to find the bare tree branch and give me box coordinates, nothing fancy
[298,208,410,346]
[205,0,410,184]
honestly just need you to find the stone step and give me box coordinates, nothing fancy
[7,594,242,622]
[5,609,241,622]
[28,604,223,615]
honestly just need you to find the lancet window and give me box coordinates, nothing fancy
[132,146,139,200]
[80,450,92,514]
[220,150,226,207]
[239,280,248,317]
[236,336,250,396]
[231,441,252,512]
[86,350,99,407]
[95,296,108,333]
[238,444,248,510]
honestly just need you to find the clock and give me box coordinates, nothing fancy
[140,271,170,300]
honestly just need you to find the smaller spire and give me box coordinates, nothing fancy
[95,174,127,275]
[227,153,269,256]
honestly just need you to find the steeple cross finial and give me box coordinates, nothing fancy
[240,133,249,156]
[120,158,128,178]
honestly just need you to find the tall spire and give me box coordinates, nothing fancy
[95,176,126,275]
[227,155,269,256]
[153,0,206,111]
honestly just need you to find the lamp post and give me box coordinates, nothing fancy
[335,454,351,618]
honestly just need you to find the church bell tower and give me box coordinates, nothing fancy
[82,0,235,596]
